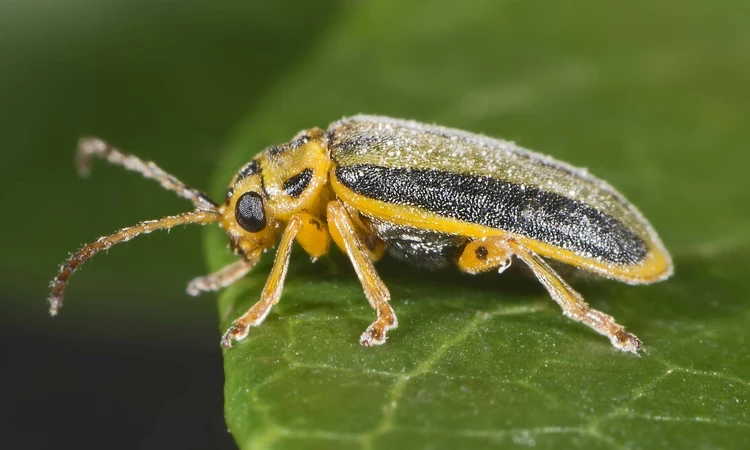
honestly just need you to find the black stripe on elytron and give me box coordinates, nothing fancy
[335,164,648,265]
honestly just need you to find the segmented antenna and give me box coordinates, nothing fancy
[48,210,222,315]
[76,137,218,211]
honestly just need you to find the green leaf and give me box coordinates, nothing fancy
[208,1,750,448]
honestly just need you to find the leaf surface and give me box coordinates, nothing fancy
[209,1,750,448]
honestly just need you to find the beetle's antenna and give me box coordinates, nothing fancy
[48,210,222,316]
[77,137,218,211]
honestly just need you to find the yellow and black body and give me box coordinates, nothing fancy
[49,115,672,354]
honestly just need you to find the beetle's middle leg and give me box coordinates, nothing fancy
[458,236,642,354]
[327,200,397,347]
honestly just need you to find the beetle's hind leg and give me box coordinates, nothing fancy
[458,237,642,354]
[458,238,514,274]
[327,200,397,347]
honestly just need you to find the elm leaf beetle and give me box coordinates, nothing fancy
[48,116,673,354]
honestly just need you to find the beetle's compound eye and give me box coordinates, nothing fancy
[235,192,266,232]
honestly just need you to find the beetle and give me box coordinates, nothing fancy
[49,115,673,354]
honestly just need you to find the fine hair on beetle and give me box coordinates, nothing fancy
[49,116,673,355]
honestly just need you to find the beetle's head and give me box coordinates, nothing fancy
[220,127,331,258]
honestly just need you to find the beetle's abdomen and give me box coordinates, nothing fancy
[335,164,648,266]
[365,217,467,269]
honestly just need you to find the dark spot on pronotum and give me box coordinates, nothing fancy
[235,192,266,233]
[282,168,313,198]
[236,160,260,183]
[475,246,489,261]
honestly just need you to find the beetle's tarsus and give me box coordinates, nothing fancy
[221,322,249,348]
[360,326,386,347]
[185,275,211,296]
[360,325,384,347]
[360,330,377,347]
[360,316,397,347]
[186,257,259,296]
[612,330,642,355]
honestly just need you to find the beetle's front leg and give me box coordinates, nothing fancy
[220,214,328,348]
[327,200,397,347]
[458,236,642,354]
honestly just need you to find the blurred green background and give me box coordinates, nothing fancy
[0,1,338,448]
[2,0,749,449]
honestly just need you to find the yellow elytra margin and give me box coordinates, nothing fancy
[49,116,672,354]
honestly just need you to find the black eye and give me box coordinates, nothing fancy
[235,192,266,232]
